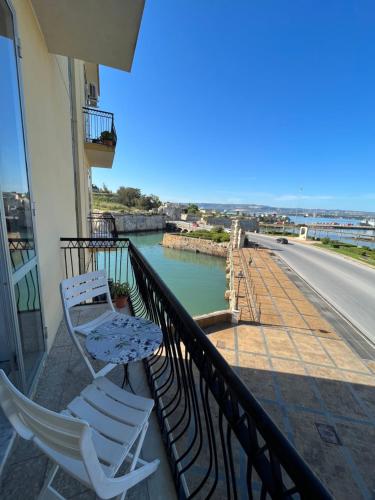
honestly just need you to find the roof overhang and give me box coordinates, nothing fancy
[31,0,145,71]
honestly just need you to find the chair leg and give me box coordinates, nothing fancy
[129,422,149,473]
[38,464,65,499]
[117,422,149,499]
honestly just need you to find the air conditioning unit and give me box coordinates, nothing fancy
[86,83,98,107]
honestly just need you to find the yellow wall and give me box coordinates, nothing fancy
[13,0,84,349]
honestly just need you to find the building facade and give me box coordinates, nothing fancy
[0,0,144,395]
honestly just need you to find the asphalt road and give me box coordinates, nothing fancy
[246,233,375,347]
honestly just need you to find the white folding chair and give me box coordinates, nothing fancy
[60,270,129,379]
[0,370,159,499]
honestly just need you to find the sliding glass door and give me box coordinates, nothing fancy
[0,0,45,391]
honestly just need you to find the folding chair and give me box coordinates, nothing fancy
[60,270,129,379]
[0,370,159,499]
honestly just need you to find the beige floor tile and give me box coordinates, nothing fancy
[237,326,266,354]
[305,364,347,382]
[237,366,276,401]
[238,351,270,370]
[292,333,334,366]
[264,330,299,359]
[271,358,306,375]
[288,413,365,500]
[281,314,307,329]
[217,347,237,366]
[319,338,370,373]
[208,329,236,350]
[343,371,375,387]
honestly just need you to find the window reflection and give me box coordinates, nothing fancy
[14,266,44,383]
[0,3,34,264]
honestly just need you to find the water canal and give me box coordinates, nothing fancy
[127,232,228,316]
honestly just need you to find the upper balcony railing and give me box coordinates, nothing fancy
[60,236,331,500]
[83,107,117,147]
[87,213,118,239]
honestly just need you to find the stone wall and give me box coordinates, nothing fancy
[113,214,166,233]
[194,310,232,328]
[162,233,228,257]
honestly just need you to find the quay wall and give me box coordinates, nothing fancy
[194,310,232,328]
[162,233,228,258]
[113,214,166,233]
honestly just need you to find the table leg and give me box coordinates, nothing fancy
[122,364,135,393]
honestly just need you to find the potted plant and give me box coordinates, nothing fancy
[100,130,115,146]
[112,282,131,309]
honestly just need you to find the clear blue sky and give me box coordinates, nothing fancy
[93,0,375,212]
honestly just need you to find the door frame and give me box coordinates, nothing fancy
[0,0,47,394]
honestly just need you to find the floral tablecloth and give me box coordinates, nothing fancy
[85,315,163,364]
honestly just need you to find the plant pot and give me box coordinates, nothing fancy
[102,139,114,147]
[115,296,128,309]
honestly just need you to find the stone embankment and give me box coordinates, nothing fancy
[113,214,166,233]
[162,233,228,258]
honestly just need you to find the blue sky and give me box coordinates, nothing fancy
[93,0,375,212]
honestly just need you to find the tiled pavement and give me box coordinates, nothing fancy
[208,247,375,499]
[0,305,176,500]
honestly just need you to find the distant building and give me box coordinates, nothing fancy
[205,216,259,232]
[181,213,200,222]
[158,203,183,220]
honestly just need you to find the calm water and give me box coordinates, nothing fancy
[277,216,375,249]
[127,232,228,316]
[289,215,361,225]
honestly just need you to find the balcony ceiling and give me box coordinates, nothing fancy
[31,0,145,71]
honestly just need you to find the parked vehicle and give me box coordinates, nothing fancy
[276,237,288,244]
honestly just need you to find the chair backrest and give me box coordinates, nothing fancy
[60,270,115,378]
[0,371,159,497]
[0,369,93,463]
[60,270,114,310]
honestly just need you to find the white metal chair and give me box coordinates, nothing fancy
[0,370,159,499]
[60,270,129,379]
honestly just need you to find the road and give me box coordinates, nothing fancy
[246,233,375,347]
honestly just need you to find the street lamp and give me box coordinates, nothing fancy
[236,271,244,309]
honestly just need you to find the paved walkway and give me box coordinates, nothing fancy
[208,247,375,499]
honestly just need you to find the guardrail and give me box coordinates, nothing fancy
[83,107,117,146]
[87,214,118,238]
[60,237,331,499]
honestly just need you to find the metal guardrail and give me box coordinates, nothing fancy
[87,214,118,238]
[83,106,117,146]
[60,237,331,499]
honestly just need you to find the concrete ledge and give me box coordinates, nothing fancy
[194,309,232,328]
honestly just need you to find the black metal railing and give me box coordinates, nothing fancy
[60,237,331,499]
[87,213,118,238]
[83,107,117,146]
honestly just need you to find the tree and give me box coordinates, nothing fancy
[187,203,199,214]
[117,187,141,206]
[101,183,110,193]
[136,194,161,210]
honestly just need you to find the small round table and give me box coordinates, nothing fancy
[85,315,163,390]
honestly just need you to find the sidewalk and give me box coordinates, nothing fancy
[208,247,375,499]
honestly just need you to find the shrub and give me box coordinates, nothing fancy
[321,238,331,245]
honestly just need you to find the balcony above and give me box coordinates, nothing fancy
[31,0,145,71]
[83,107,117,168]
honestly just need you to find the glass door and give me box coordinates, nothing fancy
[0,0,45,391]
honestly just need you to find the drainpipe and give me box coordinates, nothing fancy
[68,58,82,239]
